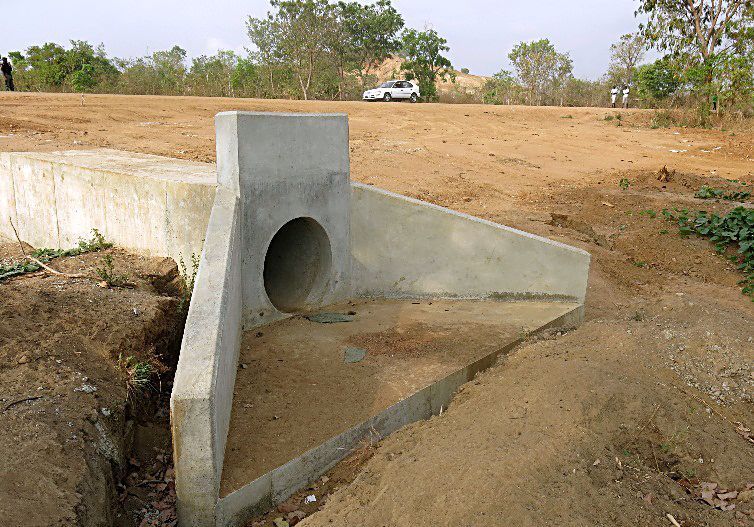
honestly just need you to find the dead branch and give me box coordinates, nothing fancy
[3,396,43,413]
[8,217,88,279]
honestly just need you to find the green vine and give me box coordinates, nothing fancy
[0,229,112,282]
[663,206,754,299]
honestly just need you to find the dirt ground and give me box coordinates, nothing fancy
[222,299,574,495]
[0,240,184,527]
[1,92,753,527]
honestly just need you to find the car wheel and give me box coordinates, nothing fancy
[410,93,418,103]
[383,93,392,102]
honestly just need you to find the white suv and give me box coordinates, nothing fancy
[363,80,420,102]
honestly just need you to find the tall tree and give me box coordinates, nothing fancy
[246,14,283,93]
[637,0,752,115]
[637,0,751,66]
[400,28,454,102]
[271,0,336,100]
[608,33,646,86]
[337,0,404,88]
[508,39,573,105]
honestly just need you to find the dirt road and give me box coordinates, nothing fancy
[1,92,752,526]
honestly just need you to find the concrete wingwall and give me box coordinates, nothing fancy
[171,187,242,527]
[0,150,215,264]
[350,183,591,303]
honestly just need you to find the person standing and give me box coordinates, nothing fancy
[1,57,14,91]
[622,85,630,109]
[610,86,619,108]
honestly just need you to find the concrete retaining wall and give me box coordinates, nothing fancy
[171,188,242,527]
[350,183,590,303]
[0,149,215,264]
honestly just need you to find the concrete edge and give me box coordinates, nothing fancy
[351,182,590,258]
[171,187,242,527]
[216,302,584,527]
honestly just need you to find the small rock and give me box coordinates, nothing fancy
[277,502,298,514]
[76,383,97,394]
[287,511,306,526]
[17,355,29,365]
[738,489,754,503]
[101,407,112,417]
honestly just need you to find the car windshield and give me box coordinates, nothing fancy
[379,82,395,88]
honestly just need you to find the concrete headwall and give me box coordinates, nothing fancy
[350,183,590,303]
[0,149,215,264]
[171,188,242,527]
[215,112,352,328]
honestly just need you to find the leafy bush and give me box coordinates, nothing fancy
[663,206,754,299]
[96,254,129,287]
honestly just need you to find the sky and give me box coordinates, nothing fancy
[0,0,648,80]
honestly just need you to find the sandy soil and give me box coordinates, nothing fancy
[222,299,574,495]
[0,241,183,527]
[1,92,753,526]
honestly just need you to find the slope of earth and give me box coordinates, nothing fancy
[371,56,490,100]
[0,240,183,527]
[1,93,753,526]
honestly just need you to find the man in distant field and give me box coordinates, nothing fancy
[622,86,630,109]
[610,86,618,108]
[1,57,14,91]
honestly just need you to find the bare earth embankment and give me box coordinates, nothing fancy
[1,92,752,526]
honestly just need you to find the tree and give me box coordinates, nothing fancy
[188,51,239,97]
[508,39,573,105]
[608,33,646,86]
[247,14,283,93]
[400,28,454,102]
[637,0,753,116]
[636,57,683,103]
[151,46,188,95]
[266,0,336,100]
[337,0,404,88]
[482,69,524,105]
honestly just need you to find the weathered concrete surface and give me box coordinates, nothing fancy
[215,112,352,328]
[351,183,591,304]
[0,149,215,264]
[171,188,242,527]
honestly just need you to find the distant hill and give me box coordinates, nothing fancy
[371,57,491,102]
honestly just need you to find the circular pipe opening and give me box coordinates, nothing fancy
[263,217,332,313]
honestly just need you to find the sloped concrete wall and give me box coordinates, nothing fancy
[171,188,242,527]
[350,183,590,303]
[0,150,215,264]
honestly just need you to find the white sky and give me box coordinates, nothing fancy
[0,0,648,79]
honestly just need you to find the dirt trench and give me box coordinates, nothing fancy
[0,242,185,527]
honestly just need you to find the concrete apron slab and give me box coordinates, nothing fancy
[216,301,583,527]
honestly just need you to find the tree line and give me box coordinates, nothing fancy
[4,0,752,118]
[5,0,454,102]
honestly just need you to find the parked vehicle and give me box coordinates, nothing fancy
[363,80,420,102]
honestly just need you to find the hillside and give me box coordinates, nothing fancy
[372,57,491,102]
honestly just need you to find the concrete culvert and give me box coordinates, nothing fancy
[263,217,332,313]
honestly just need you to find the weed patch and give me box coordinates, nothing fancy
[663,206,754,299]
[178,253,200,314]
[0,229,113,282]
[695,185,751,202]
[96,254,130,288]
